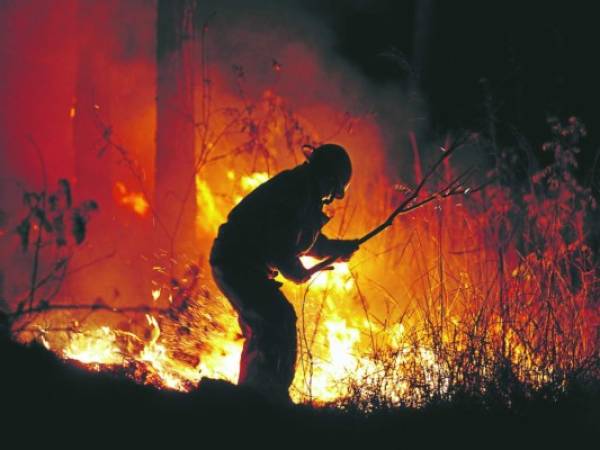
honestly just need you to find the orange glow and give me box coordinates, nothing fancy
[196,176,226,234]
[114,182,150,216]
[4,5,595,408]
[63,326,123,365]
[239,171,269,192]
[18,105,597,406]
[56,312,242,391]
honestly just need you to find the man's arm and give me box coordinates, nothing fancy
[275,254,311,284]
[308,234,359,261]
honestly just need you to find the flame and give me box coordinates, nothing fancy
[63,326,123,365]
[197,337,241,382]
[138,315,199,390]
[197,171,270,232]
[13,65,596,409]
[234,172,269,203]
[114,182,149,216]
[43,151,597,405]
[299,256,354,291]
[301,316,362,402]
[1,0,595,411]
[57,313,240,391]
[239,172,269,192]
[196,176,226,233]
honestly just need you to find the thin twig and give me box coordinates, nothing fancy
[307,135,482,275]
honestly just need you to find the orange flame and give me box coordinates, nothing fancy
[14,77,596,409]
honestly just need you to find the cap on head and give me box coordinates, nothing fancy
[307,144,352,201]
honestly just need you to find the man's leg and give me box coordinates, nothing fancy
[236,285,297,402]
[273,300,297,392]
[212,265,298,402]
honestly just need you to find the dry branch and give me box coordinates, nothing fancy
[307,135,485,275]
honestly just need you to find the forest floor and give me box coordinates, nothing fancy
[1,333,598,449]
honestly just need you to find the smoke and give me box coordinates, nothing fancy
[196,0,418,180]
[0,0,424,204]
[0,0,422,312]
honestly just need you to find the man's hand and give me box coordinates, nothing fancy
[303,264,334,282]
[295,268,313,284]
[277,256,331,284]
[332,239,360,261]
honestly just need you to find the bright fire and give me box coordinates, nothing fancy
[16,115,600,408]
[64,326,122,365]
[7,27,598,409]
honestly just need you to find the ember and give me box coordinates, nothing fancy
[114,181,150,216]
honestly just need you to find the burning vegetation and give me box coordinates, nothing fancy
[5,111,598,409]
[0,0,599,419]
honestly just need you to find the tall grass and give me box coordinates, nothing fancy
[294,117,599,410]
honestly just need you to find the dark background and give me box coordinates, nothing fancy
[302,0,599,164]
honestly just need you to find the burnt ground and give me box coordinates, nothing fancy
[1,333,598,449]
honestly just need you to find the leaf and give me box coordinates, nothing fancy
[48,194,58,212]
[34,208,53,232]
[16,217,31,252]
[52,214,66,246]
[58,178,72,208]
[71,210,87,245]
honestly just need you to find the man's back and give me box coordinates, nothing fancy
[210,163,324,270]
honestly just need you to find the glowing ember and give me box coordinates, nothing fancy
[138,315,200,390]
[63,327,123,365]
[114,182,150,216]
[57,314,239,391]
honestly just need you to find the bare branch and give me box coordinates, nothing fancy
[307,135,487,275]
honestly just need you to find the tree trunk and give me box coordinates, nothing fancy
[155,0,198,264]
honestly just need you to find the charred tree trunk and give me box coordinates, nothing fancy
[155,0,198,263]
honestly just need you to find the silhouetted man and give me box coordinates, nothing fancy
[210,144,359,404]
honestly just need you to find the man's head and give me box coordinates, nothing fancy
[306,144,352,204]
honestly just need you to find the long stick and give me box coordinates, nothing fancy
[306,136,477,275]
